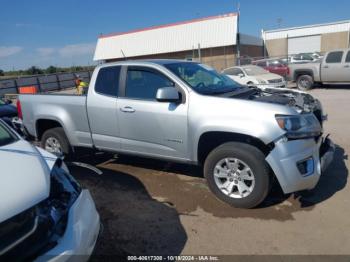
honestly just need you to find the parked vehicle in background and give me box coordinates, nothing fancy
[288,53,316,64]
[301,52,323,61]
[223,65,286,88]
[0,98,17,123]
[252,59,290,79]
[18,60,334,208]
[289,48,350,90]
[0,120,100,260]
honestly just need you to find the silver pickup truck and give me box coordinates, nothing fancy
[18,60,334,208]
[290,48,350,90]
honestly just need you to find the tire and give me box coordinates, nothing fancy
[296,74,314,91]
[41,127,71,157]
[204,142,271,208]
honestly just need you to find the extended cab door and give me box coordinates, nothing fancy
[341,50,350,82]
[117,66,189,161]
[86,65,121,151]
[321,51,346,82]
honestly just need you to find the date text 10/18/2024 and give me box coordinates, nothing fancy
[127,256,220,261]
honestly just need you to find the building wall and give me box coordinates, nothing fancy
[264,38,288,57]
[106,45,262,71]
[321,31,350,52]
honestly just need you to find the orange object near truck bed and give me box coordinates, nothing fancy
[19,86,37,94]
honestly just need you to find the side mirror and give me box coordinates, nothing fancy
[156,87,180,103]
[238,73,245,78]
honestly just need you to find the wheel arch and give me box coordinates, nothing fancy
[197,131,274,165]
[35,118,70,144]
[293,69,314,81]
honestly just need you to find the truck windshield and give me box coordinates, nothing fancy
[0,121,18,147]
[164,62,242,95]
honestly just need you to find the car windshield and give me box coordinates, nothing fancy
[164,62,242,95]
[243,66,269,76]
[0,121,18,147]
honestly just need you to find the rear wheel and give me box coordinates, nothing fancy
[297,75,314,91]
[41,127,71,157]
[204,142,271,208]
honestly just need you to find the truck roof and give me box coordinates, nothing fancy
[97,59,198,68]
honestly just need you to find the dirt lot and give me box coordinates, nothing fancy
[68,87,350,258]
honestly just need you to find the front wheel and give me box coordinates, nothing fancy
[297,75,314,91]
[204,142,271,208]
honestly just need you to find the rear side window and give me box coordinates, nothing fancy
[223,68,243,76]
[325,51,343,63]
[222,68,235,75]
[345,51,350,63]
[95,66,121,97]
[125,68,174,100]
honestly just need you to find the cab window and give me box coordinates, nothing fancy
[345,51,350,63]
[95,66,121,97]
[326,51,343,63]
[125,67,174,100]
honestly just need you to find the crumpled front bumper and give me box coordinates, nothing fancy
[35,190,100,262]
[266,136,335,194]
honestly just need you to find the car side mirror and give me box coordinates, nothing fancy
[156,87,180,103]
[238,73,245,78]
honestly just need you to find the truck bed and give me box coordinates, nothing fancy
[19,94,93,148]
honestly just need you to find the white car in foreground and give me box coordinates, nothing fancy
[0,120,100,261]
[222,65,286,88]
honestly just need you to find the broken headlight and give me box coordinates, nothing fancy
[50,161,81,210]
[275,114,322,139]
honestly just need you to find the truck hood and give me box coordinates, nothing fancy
[0,140,57,222]
[250,87,322,117]
[222,86,323,118]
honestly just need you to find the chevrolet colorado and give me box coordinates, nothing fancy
[18,60,334,208]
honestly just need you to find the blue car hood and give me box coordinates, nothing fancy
[0,104,17,118]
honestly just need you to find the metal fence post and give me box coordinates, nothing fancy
[56,74,61,90]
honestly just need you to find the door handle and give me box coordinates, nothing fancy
[344,65,350,68]
[120,106,135,113]
[323,65,329,68]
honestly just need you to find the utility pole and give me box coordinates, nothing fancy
[236,2,241,66]
[198,43,202,62]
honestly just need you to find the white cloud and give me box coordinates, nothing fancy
[36,47,56,57]
[59,43,95,57]
[0,46,23,58]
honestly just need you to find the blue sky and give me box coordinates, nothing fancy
[0,0,349,70]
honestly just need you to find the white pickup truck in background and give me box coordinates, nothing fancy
[289,48,350,90]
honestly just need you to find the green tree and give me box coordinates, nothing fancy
[45,66,57,74]
[26,66,44,75]
[0,69,4,76]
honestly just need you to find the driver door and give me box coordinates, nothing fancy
[117,66,189,161]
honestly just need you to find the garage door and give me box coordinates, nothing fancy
[288,35,321,55]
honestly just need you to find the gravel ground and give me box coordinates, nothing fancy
[67,86,350,259]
